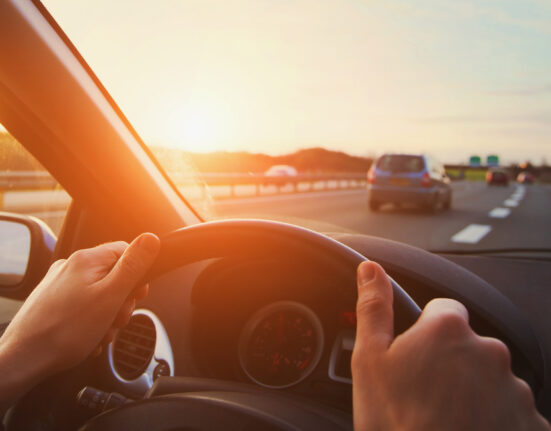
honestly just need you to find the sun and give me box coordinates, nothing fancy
[162,98,234,153]
[181,111,214,152]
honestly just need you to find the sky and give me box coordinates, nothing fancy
[41,0,551,164]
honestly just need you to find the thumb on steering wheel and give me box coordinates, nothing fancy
[354,261,395,354]
[101,233,160,298]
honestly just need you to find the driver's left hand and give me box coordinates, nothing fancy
[0,233,160,412]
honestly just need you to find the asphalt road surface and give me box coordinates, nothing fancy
[212,182,551,251]
[1,181,549,321]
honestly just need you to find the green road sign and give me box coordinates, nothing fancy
[469,155,481,167]
[487,155,499,167]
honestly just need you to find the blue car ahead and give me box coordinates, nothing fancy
[367,153,452,212]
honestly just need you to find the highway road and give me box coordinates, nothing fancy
[1,181,549,321]
[27,181,551,251]
[213,181,551,251]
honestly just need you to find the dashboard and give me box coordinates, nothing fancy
[102,240,551,419]
[104,256,358,410]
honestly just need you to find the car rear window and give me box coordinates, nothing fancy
[376,155,424,173]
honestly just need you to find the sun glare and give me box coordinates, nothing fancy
[180,111,219,153]
[159,98,235,154]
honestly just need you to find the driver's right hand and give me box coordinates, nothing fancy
[352,261,550,431]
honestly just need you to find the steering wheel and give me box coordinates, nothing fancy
[79,220,421,430]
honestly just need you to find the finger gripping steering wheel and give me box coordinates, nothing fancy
[81,219,421,431]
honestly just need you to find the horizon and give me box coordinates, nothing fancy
[1,129,543,168]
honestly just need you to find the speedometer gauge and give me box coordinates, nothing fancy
[239,301,324,389]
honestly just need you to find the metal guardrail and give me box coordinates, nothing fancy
[0,171,58,191]
[0,171,368,193]
[171,172,367,197]
[0,171,368,213]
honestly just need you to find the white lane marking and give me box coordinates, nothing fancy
[451,224,492,244]
[512,185,525,198]
[489,207,511,218]
[505,184,525,207]
[504,199,519,207]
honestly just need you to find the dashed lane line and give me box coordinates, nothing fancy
[489,207,511,218]
[451,224,492,244]
[451,185,525,244]
[503,185,526,207]
[504,199,519,207]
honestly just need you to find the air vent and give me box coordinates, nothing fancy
[112,313,157,380]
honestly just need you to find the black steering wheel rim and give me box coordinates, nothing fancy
[147,219,421,333]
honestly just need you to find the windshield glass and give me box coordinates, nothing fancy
[377,156,424,173]
[42,0,551,253]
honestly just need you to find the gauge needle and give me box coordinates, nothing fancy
[271,352,281,367]
[269,353,277,373]
[278,313,284,346]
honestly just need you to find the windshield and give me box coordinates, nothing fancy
[42,0,551,253]
[377,156,424,174]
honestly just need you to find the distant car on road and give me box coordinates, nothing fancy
[264,165,298,188]
[367,153,452,212]
[516,171,535,184]
[486,168,509,186]
[265,165,298,177]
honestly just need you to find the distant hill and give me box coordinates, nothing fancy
[0,132,372,174]
[152,146,373,174]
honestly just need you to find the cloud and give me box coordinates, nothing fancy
[381,0,551,36]
[410,113,551,126]
[439,0,551,35]
[488,84,551,96]
[474,126,551,138]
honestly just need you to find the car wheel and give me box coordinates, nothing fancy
[443,195,452,210]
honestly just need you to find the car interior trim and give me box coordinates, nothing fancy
[108,309,174,395]
[328,330,355,385]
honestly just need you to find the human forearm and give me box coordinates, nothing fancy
[0,336,49,414]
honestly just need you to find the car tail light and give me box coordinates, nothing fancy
[367,168,376,184]
[486,171,492,181]
[421,172,431,187]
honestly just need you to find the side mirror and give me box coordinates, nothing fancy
[0,212,56,299]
